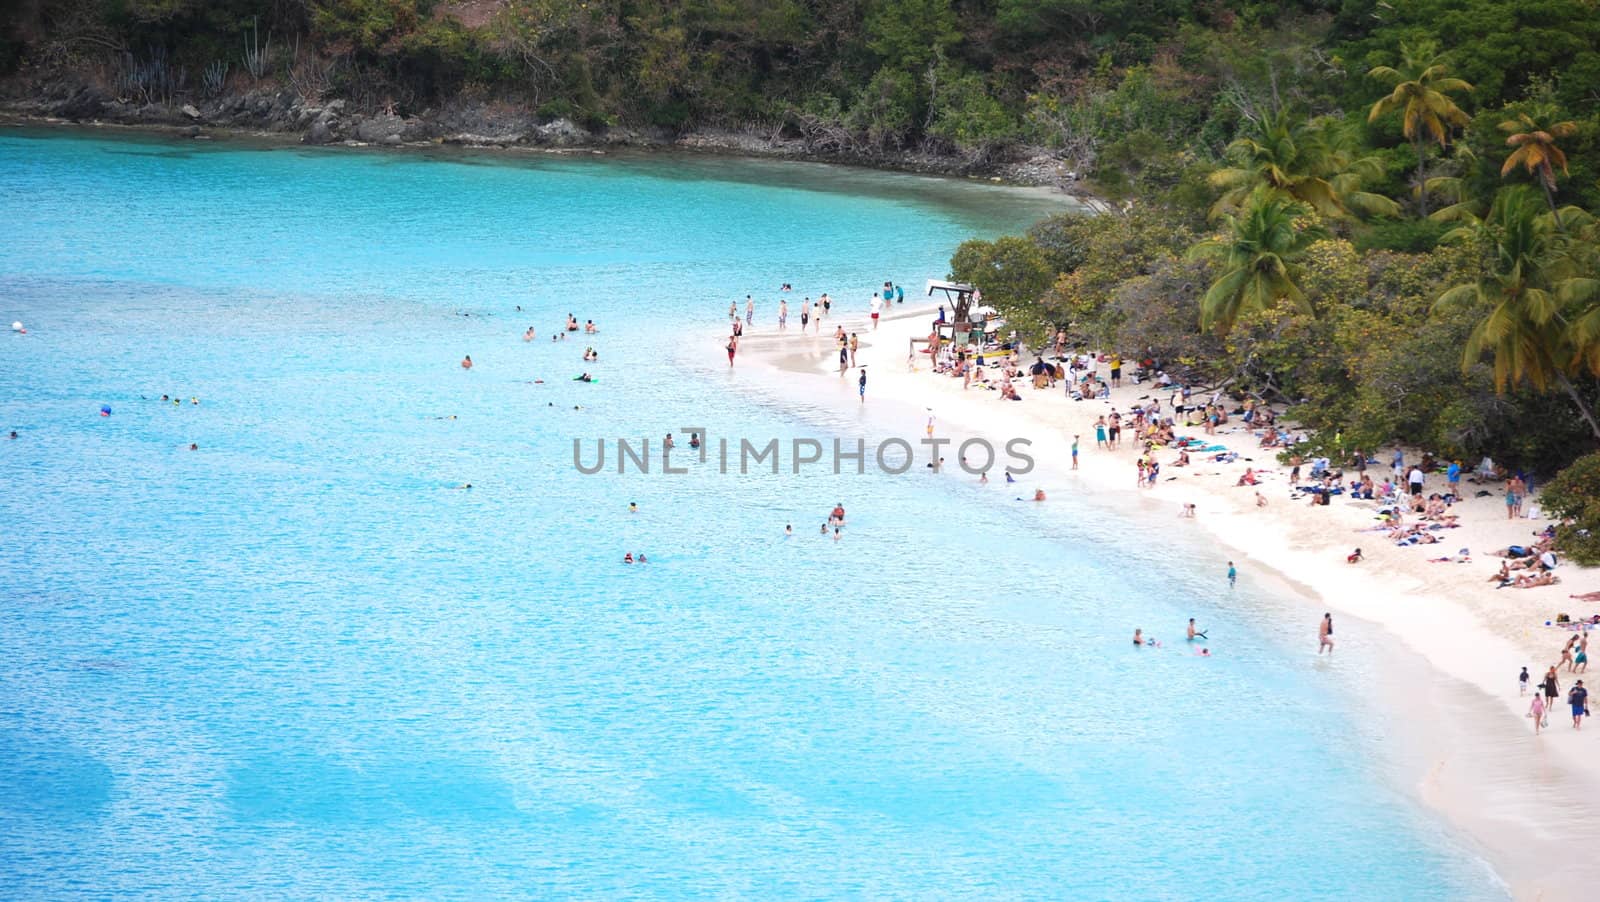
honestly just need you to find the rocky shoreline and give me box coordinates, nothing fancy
[0,74,1088,191]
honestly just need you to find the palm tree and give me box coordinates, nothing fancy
[1437,186,1600,439]
[1368,42,1473,216]
[1187,190,1329,335]
[1210,110,1400,220]
[1500,111,1578,227]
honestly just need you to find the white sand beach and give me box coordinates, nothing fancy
[734,298,1600,901]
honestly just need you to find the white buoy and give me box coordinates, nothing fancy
[10,321,23,333]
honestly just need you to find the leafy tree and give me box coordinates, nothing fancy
[864,0,958,72]
[1537,451,1600,565]
[1367,41,1473,216]
[1187,191,1329,335]
[1436,185,1600,439]
[928,67,1016,150]
[1209,110,1399,220]
[1500,110,1578,225]
[949,235,1055,337]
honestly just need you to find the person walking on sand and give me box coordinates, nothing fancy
[1227,561,1237,588]
[870,292,883,329]
[1568,680,1588,729]
[858,368,867,404]
[1071,436,1079,470]
[1530,691,1546,734]
[1520,666,1530,696]
[1542,667,1561,715]
[1575,634,1589,673]
[1319,613,1334,655]
[1561,635,1577,672]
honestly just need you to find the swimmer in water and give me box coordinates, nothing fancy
[453,483,473,490]
[820,522,829,535]
[689,433,701,449]
[637,553,647,563]
[784,524,792,536]
[461,355,473,370]
[979,471,988,484]
[1133,629,1144,646]
[833,527,841,541]
[1197,648,1211,657]
[1034,489,1047,501]
[7,430,16,439]
[628,502,638,513]
[623,553,634,564]
[524,327,536,341]
[188,443,198,451]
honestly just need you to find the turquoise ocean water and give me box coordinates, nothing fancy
[1,129,1500,899]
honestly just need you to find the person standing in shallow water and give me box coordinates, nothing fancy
[1226,561,1236,587]
[726,334,738,367]
[1319,613,1334,655]
[858,368,867,404]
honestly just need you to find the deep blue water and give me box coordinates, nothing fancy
[0,129,1500,899]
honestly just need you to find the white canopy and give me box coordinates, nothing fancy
[925,279,975,297]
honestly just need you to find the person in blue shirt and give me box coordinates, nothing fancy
[1447,460,1462,497]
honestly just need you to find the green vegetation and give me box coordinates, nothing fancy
[927,2,1600,556]
[1539,451,1600,565]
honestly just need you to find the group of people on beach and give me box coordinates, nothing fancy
[1525,656,1589,732]
[725,282,903,368]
